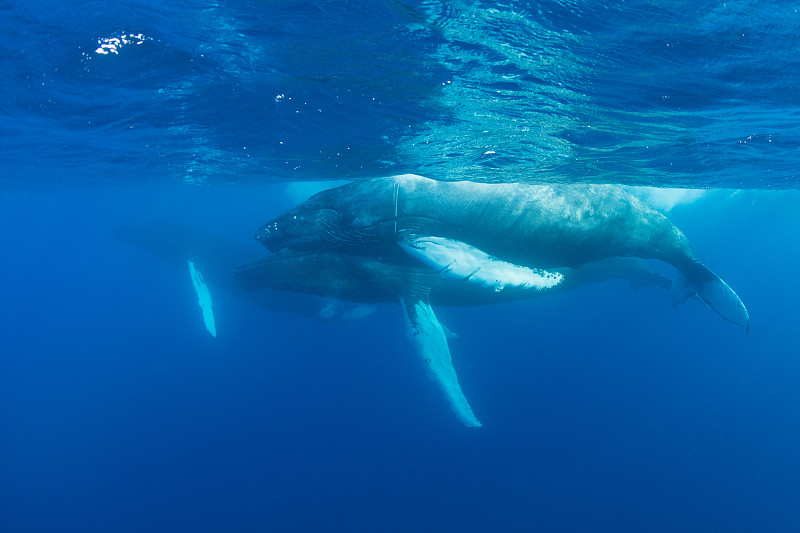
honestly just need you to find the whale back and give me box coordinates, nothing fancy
[387,175,697,269]
[258,174,698,269]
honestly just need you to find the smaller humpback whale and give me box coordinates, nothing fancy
[234,252,673,308]
[117,219,677,426]
[235,252,678,428]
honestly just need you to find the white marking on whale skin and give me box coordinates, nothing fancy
[400,236,564,292]
[188,260,217,337]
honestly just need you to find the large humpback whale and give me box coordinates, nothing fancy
[256,174,749,333]
[254,174,749,427]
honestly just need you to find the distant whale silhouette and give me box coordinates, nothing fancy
[254,175,749,426]
[113,220,377,322]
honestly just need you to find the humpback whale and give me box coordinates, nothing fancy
[234,252,673,308]
[235,252,680,427]
[256,174,749,333]
[113,221,377,322]
[253,174,750,427]
[116,219,680,427]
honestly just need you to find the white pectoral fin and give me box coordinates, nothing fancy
[188,260,217,337]
[400,296,481,428]
[399,236,563,292]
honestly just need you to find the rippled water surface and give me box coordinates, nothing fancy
[2,0,798,187]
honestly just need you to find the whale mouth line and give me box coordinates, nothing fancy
[313,218,382,249]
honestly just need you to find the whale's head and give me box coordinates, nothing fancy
[235,251,351,295]
[255,207,345,252]
[255,180,393,254]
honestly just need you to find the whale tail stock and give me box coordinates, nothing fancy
[671,260,750,335]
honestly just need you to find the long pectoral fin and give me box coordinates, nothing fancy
[188,260,217,338]
[399,236,563,292]
[399,295,481,428]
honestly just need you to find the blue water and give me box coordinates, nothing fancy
[1,1,800,531]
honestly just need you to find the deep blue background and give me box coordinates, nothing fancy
[2,1,800,531]
[2,185,799,532]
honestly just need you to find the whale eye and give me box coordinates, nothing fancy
[341,212,355,225]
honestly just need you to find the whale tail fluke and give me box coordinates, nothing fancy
[672,261,750,335]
